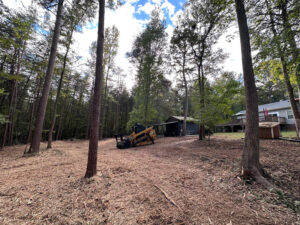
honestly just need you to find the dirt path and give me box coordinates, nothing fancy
[0,136,299,224]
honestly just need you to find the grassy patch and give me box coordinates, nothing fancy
[213,132,244,139]
[213,131,298,139]
[281,131,298,138]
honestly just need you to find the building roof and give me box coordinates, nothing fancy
[259,122,280,128]
[167,116,198,122]
[236,100,292,115]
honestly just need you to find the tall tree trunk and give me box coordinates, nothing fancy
[7,80,17,146]
[47,34,72,149]
[85,0,105,178]
[27,76,43,144]
[26,0,64,154]
[200,65,205,139]
[197,63,205,140]
[0,55,7,110]
[86,93,93,139]
[182,52,188,136]
[235,0,272,189]
[104,101,110,137]
[27,100,35,144]
[144,66,150,125]
[99,65,110,139]
[1,49,18,148]
[265,0,300,138]
[115,94,120,133]
[0,55,6,71]
[17,70,33,111]
[8,46,25,146]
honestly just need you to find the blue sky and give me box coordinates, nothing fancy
[86,0,186,30]
[132,0,185,25]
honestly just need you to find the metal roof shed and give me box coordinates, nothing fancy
[164,116,199,136]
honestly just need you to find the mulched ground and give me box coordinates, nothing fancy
[0,136,299,225]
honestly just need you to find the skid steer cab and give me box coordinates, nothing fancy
[114,123,156,149]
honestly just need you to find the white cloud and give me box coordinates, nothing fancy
[137,1,156,15]
[161,0,175,18]
[3,0,32,10]
[151,0,163,4]
[73,1,146,90]
[165,24,173,42]
[215,24,243,76]
[170,8,183,26]
[126,0,139,3]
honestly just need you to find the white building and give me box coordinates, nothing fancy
[236,99,300,130]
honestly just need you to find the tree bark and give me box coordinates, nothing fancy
[235,0,272,189]
[197,62,205,140]
[85,0,105,178]
[200,65,205,140]
[182,52,188,136]
[26,0,64,154]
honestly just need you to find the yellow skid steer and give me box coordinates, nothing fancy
[114,123,156,149]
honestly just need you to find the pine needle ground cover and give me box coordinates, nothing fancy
[0,136,299,224]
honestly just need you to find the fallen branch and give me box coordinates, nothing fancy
[154,185,182,211]
[0,192,16,197]
[279,137,300,142]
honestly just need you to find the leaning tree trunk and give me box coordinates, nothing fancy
[26,0,64,154]
[235,0,273,189]
[265,0,300,138]
[85,0,105,178]
[26,75,43,144]
[280,1,300,102]
[47,35,72,149]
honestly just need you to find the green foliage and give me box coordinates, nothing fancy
[0,71,24,81]
[0,113,8,124]
[191,72,244,129]
[126,104,158,131]
[255,60,289,104]
[250,0,300,93]
[127,9,170,127]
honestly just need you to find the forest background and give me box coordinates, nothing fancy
[0,0,299,148]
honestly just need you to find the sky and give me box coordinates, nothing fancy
[3,0,243,90]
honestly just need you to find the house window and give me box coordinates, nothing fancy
[268,112,278,117]
[287,110,294,119]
